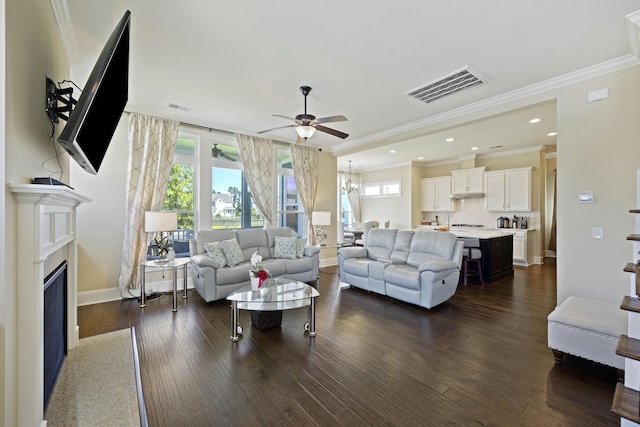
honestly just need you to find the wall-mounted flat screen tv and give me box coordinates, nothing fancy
[56,10,130,175]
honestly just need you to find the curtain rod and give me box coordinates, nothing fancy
[124,111,235,135]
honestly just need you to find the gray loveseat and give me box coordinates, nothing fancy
[338,229,464,309]
[189,227,320,302]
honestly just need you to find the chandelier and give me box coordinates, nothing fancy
[342,160,359,193]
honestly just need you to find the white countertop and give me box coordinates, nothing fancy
[413,226,533,239]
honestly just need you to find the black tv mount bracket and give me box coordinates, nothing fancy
[45,76,76,124]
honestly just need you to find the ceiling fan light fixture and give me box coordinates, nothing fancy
[295,125,316,139]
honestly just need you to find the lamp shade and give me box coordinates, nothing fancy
[144,211,178,232]
[312,211,331,226]
[295,125,316,139]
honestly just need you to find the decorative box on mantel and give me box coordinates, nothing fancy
[10,184,91,427]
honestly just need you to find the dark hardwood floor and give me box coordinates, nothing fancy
[79,259,621,426]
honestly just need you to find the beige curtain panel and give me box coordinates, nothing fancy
[235,134,274,228]
[118,113,179,292]
[291,144,319,244]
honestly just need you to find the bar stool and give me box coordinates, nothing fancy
[461,238,484,286]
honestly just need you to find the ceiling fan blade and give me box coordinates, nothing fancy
[257,124,295,134]
[316,125,349,139]
[220,152,236,161]
[273,114,297,121]
[316,115,347,124]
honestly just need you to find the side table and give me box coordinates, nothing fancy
[140,258,190,312]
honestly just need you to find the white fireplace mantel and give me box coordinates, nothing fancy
[10,184,91,427]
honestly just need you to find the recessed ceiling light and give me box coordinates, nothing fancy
[529,118,542,124]
[547,132,558,136]
[446,137,455,142]
[471,147,479,151]
[390,150,396,154]
[418,156,424,160]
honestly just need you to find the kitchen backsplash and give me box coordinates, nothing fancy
[422,198,533,228]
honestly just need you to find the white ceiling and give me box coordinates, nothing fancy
[62,0,640,171]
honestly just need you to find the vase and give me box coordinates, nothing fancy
[250,275,260,291]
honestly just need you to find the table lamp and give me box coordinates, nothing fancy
[312,211,331,246]
[145,211,178,263]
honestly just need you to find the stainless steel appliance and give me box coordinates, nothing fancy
[497,217,510,228]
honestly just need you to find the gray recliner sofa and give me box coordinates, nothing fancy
[338,228,464,309]
[189,227,320,302]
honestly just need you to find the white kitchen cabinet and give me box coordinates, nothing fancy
[499,229,532,265]
[451,167,485,195]
[421,177,453,211]
[484,167,532,211]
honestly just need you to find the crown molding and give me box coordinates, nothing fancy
[626,10,640,58]
[331,54,640,156]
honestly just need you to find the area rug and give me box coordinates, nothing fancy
[44,328,140,426]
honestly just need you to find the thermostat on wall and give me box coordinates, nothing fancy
[579,191,593,203]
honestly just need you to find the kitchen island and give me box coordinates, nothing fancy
[448,229,514,283]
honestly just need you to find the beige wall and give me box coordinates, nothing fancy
[556,66,640,304]
[71,120,129,295]
[3,0,70,424]
[360,164,414,229]
[315,150,338,262]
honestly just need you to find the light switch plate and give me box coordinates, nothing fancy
[592,227,604,239]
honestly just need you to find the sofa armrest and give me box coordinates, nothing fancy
[304,246,321,257]
[338,247,368,259]
[418,259,458,273]
[191,254,222,268]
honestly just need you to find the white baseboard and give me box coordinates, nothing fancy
[320,257,338,267]
[533,256,545,265]
[78,278,194,306]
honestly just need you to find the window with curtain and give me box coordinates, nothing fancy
[276,149,307,237]
[163,129,270,233]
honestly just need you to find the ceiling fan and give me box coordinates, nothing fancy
[212,144,238,162]
[258,86,349,143]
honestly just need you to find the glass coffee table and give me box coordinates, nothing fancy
[226,279,319,341]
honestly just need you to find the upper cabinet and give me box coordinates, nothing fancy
[451,167,485,196]
[421,176,453,212]
[484,167,532,211]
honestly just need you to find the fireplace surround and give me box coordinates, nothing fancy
[10,184,90,427]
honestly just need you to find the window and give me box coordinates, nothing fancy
[164,130,304,236]
[360,180,401,198]
[338,173,354,227]
[276,149,307,238]
[211,143,263,229]
[162,136,195,241]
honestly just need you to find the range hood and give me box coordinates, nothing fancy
[450,192,485,200]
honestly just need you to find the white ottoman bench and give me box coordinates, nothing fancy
[547,296,627,377]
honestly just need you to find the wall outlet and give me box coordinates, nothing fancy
[592,227,604,239]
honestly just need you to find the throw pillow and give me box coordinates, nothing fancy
[274,236,297,259]
[295,238,306,258]
[203,241,227,267]
[221,238,245,267]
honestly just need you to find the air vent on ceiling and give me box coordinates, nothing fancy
[168,103,191,112]
[406,66,486,104]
